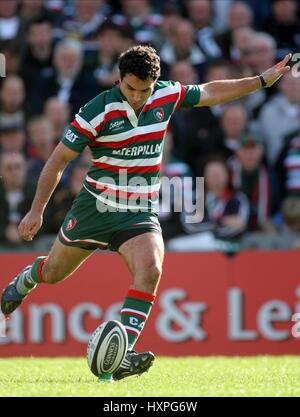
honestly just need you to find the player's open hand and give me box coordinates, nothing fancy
[261,53,292,87]
[18,210,43,241]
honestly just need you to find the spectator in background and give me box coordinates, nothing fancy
[230,31,277,118]
[18,0,57,28]
[159,3,181,48]
[182,156,249,239]
[112,0,162,47]
[215,1,254,60]
[169,59,234,176]
[168,60,225,175]
[26,116,56,182]
[168,59,201,161]
[0,152,35,246]
[244,32,277,75]
[242,0,272,30]
[248,32,278,96]
[0,0,21,44]
[59,0,109,42]
[228,1,253,30]
[258,71,300,167]
[251,197,300,250]
[93,22,124,92]
[212,0,234,34]
[275,129,300,202]
[43,97,70,143]
[43,97,79,186]
[167,156,249,252]
[30,39,99,118]
[45,161,89,234]
[278,197,300,239]
[0,124,26,154]
[230,26,256,64]
[263,0,300,60]
[202,59,235,116]
[118,24,136,53]
[230,132,271,232]
[159,18,206,81]
[185,0,222,59]
[220,104,248,159]
[0,75,26,128]
[20,18,54,96]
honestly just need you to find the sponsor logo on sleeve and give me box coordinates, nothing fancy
[65,129,78,143]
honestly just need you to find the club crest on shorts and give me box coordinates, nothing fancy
[153,107,164,122]
[66,217,77,231]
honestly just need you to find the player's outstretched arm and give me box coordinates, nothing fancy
[18,143,79,241]
[197,53,292,107]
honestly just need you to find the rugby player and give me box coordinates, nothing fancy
[1,46,291,380]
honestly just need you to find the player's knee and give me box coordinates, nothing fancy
[150,263,162,281]
[141,262,162,291]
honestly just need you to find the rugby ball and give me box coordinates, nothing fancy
[87,320,128,377]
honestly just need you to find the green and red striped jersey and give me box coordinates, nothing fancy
[61,80,201,211]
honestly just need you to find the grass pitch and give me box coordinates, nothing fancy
[0,356,300,397]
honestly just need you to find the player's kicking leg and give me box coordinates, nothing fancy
[1,238,94,316]
[113,231,164,380]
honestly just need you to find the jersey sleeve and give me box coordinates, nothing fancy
[180,85,201,108]
[61,101,98,153]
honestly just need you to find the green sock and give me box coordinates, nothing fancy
[16,256,47,295]
[120,289,156,350]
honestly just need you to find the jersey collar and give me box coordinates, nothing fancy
[112,83,143,128]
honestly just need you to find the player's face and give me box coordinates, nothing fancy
[119,74,156,111]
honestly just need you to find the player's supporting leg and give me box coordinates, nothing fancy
[113,231,164,380]
[1,238,94,315]
[118,231,164,348]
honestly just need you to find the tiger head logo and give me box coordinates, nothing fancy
[153,107,164,122]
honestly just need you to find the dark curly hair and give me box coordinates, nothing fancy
[118,45,161,81]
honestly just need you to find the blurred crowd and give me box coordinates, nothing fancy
[1,0,300,252]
